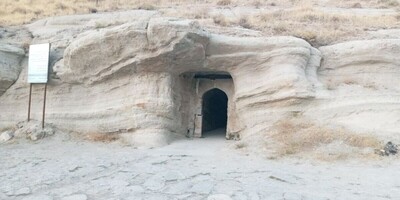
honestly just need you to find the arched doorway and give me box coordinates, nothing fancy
[201,88,228,137]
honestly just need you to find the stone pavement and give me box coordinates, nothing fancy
[1,131,400,200]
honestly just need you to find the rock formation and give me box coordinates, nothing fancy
[0,11,399,146]
[0,44,25,95]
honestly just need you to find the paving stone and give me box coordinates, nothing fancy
[190,181,214,194]
[0,192,8,199]
[162,170,186,181]
[143,175,165,191]
[142,194,170,200]
[129,185,145,193]
[61,194,88,200]
[207,194,233,200]
[232,192,247,200]
[163,180,192,194]
[22,194,54,200]
[112,185,143,195]
[213,180,242,195]
[14,187,31,196]
[247,192,260,200]
[175,194,192,199]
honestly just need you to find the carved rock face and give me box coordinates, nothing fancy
[1,15,399,147]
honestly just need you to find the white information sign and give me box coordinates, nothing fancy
[28,43,50,83]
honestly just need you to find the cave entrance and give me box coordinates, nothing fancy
[201,88,228,137]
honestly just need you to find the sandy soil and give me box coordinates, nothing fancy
[1,129,400,200]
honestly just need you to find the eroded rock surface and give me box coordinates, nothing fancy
[0,44,25,95]
[0,12,399,146]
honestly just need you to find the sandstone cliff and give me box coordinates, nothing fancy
[0,11,399,147]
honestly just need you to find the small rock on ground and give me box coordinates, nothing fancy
[384,142,398,155]
[0,130,13,142]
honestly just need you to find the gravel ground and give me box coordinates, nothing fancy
[1,129,400,200]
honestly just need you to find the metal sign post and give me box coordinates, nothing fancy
[27,43,50,129]
[28,83,32,121]
[42,84,47,129]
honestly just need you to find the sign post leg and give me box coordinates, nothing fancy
[28,83,32,122]
[42,84,47,129]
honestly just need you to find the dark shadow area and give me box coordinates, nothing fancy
[202,88,228,137]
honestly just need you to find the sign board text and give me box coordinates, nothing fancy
[28,43,50,83]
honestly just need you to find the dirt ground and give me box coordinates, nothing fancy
[1,129,400,200]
